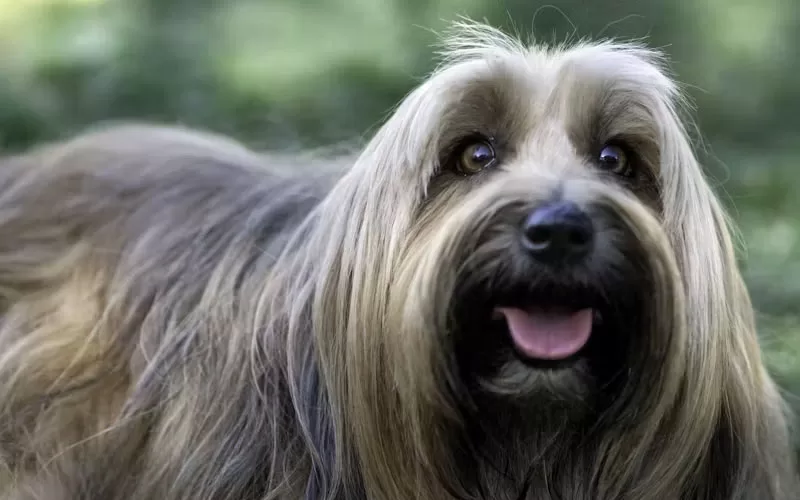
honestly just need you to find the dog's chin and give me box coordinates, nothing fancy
[454,281,631,411]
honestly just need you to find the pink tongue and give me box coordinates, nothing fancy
[497,307,593,360]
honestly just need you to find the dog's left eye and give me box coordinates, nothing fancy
[456,140,497,175]
[597,144,633,177]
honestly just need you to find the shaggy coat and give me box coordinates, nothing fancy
[0,22,797,500]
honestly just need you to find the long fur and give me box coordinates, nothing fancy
[0,22,797,500]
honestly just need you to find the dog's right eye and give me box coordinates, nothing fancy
[455,139,497,175]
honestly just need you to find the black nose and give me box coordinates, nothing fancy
[521,201,594,263]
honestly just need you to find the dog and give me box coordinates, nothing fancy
[0,21,797,500]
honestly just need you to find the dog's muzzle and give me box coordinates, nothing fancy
[495,201,598,362]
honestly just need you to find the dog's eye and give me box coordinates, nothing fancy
[456,140,496,175]
[597,144,633,177]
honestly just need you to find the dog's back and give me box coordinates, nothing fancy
[0,124,332,498]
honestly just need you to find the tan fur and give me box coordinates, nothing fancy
[0,21,797,500]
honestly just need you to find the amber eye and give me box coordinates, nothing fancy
[597,143,633,177]
[455,140,496,175]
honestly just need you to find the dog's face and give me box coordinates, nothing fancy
[438,52,682,406]
[402,44,681,412]
[325,27,726,426]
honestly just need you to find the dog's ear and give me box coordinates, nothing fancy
[653,77,760,379]
[652,64,797,496]
[291,74,450,500]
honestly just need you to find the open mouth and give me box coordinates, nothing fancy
[494,306,593,360]
[490,285,601,363]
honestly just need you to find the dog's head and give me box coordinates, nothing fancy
[338,25,708,409]
[301,22,759,496]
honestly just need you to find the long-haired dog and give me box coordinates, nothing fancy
[0,22,797,500]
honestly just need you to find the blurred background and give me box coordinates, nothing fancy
[0,0,797,458]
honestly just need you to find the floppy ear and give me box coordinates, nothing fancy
[654,76,797,496]
[274,59,468,500]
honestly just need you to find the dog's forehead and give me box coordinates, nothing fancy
[529,44,672,143]
[492,42,672,95]
[429,42,675,154]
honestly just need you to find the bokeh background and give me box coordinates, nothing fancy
[0,0,798,459]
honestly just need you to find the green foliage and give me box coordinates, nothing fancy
[0,0,798,454]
